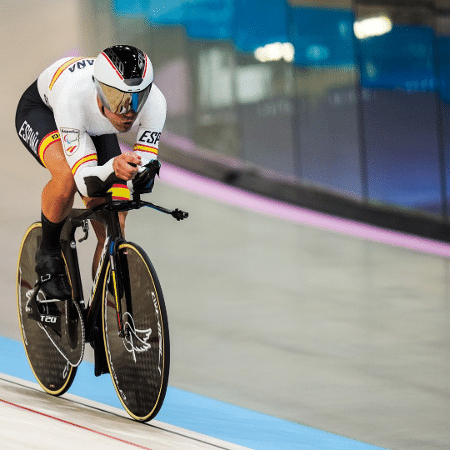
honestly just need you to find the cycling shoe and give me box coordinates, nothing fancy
[35,248,72,300]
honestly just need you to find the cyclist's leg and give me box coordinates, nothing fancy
[41,141,77,224]
[39,140,77,261]
[16,80,74,298]
[16,80,76,237]
[37,144,77,299]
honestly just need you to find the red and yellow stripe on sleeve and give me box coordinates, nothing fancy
[71,153,98,176]
[49,57,84,90]
[38,131,61,167]
[133,143,158,156]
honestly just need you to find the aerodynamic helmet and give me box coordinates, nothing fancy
[93,45,153,114]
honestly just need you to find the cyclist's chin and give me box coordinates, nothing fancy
[113,122,133,132]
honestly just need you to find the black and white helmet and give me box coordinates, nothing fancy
[93,45,153,114]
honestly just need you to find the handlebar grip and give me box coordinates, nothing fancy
[171,209,189,221]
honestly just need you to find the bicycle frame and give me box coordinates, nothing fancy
[59,193,188,344]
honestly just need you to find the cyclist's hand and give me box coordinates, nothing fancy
[132,160,161,193]
[113,152,141,180]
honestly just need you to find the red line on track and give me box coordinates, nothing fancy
[0,398,153,450]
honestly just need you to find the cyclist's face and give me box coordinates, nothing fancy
[97,97,138,132]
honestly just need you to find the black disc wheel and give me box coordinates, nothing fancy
[102,242,169,422]
[17,223,82,395]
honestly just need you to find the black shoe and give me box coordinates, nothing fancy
[35,248,72,300]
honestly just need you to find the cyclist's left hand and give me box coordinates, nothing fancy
[113,152,141,180]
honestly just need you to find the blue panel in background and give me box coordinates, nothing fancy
[145,0,186,25]
[289,7,355,68]
[358,25,435,91]
[185,0,234,40]
[113,0,145,16]
[112,0,357,67]
[114,0,187,26]
[436,36,450,102]
[233,0,288,52]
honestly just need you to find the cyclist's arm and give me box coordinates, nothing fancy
[132,85,167,165]
[56,124,119,197]
[58,127,146,197]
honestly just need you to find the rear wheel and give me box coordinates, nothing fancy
[102,242,169,422]
[17,223,81,395]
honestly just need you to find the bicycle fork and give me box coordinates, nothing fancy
[108,238,129,338]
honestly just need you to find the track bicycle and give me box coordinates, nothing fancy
[16,191,188,422]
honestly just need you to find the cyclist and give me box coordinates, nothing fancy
[15,45,166,301]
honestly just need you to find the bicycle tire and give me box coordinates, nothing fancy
[16,223,78,396]
[102,242,170,422]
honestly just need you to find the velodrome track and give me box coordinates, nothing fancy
[2,1,450,449]
[0,375,250,450]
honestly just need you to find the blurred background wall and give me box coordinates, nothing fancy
[80,0,450,239]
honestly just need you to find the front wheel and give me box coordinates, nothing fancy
[102,242,170,422]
